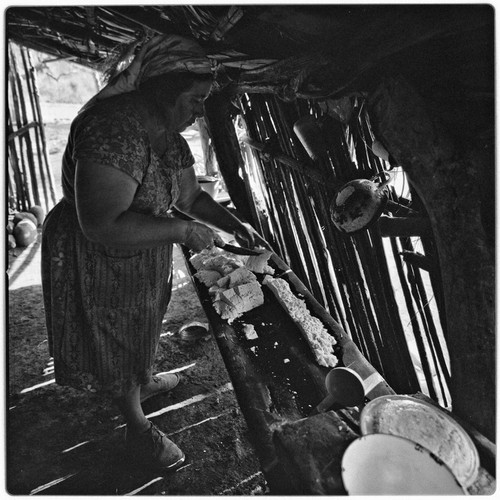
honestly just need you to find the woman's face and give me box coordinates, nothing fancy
[172,79,212,132]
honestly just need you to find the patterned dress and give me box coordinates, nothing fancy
[41,93,194,396]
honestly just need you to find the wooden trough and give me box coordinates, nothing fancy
[182,245,495,494]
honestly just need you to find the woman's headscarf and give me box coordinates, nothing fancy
[80,34,215,111]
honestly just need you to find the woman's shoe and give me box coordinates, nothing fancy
[140,373,181,403]
[126,421,186,471]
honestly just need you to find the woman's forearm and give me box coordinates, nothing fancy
[81,209,190,249]
[178,190,243,235]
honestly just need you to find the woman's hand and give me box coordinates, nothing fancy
[234,223,271,250]
[183,221,224,252]
[175,167,271,251]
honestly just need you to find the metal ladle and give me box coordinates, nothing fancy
[310,367,365,415]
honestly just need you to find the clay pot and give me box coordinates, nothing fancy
[13,219,37,247]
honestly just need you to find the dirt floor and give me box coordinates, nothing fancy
[7,235,267,495]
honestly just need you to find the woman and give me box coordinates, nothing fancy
[41,34,262,471]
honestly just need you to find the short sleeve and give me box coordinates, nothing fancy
[71,103,149,184]
[177,134,195,170]
[161,132,195,171]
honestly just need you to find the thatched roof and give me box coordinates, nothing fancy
[6,5,493,99]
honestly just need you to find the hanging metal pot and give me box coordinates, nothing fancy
[330,172,391,234]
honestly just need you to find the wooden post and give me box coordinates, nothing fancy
[204,92,254,223]
[369,76,495,440]
[197,117,217,176]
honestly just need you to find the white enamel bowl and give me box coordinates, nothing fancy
[359,395,479,488]
[341,434,465,495]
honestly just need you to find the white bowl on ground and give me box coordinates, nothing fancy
[341,434,465,495]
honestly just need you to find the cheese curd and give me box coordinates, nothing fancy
[263,276,338,367]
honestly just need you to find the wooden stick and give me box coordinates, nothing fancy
[8,48,32,210]
[27,48,58,209]
[8,140,25,211]
[401,240,451,388]
[378,215,432,238]
[400,250,433,272]
[237,92,445,400]
[8,121,38,142]
[390,237,438,398]
[210,6,244,41]
[241,135,333,186]
[10,44,41,207]
[362,228,421,392]
[21,47,50,208]
[264,98,326,301]
[419,235,448,340]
